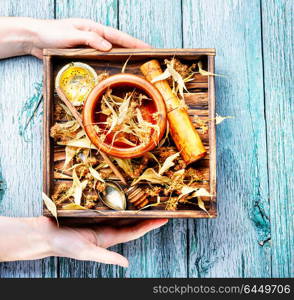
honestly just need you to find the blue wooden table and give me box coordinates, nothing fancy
[0,0,293,278]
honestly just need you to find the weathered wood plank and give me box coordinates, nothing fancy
[55,0,122,278]
[261,0,294,278]
[183,0,271,277]
[119,0,187,278]
[0,0,56,278]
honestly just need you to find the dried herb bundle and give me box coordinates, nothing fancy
[94,89,160,148]
[50,59,229,213]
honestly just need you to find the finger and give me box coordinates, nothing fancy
[101,26,151,49]
[73,30,112,51]
[72,244,128,267]
[76,20,151,49]
[96,219,168,248]
[71,19,151,48]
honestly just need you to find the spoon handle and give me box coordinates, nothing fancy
[56,87,127,185]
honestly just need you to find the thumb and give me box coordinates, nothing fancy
[76,244,129,267]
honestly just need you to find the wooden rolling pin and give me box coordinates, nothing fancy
[140,59,206,164]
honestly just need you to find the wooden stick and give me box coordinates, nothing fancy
[140,60,206,164]
[56,87,127,184]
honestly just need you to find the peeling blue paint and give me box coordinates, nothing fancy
[0,161,5,207]
[18,81,43,142]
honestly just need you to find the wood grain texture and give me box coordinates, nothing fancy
[183,0,271,277]
[261,0,294,278]
[119,0,188,278]
[55,0,122,279]
[1,0,293,279]
[0,0,56,278]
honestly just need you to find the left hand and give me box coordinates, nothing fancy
[0,17,151,59]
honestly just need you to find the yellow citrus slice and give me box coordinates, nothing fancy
[55,62,98,106]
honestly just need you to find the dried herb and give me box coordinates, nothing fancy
[158,152,180,175]
[71,169,88,205]
[96,89,160,147]
[62,203,87,210]
[132,168,171,186]
[89,166,104,182]
[215,113,234,124]
[42,192,59,225]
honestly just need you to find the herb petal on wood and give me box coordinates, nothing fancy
[42,192,59,225]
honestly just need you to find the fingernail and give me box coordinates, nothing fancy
[102,40,112,50]
[121,260,129,268]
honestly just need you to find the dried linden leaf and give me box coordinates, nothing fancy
[158,122,170,148]
[121,55,132,73]
[151,68,171,83]
[179,186,211,200]
[63,146,77,169]
[115,136,137,147]
[114,158,134,178]
[192,187,212,197]
[215,114,234,125]
[158,152,180,175]
[58,137,97,150]
[178,186,211,214]
[166,59,188,98]
[42,192,59,226]
[145,152,161,168]
[62,203,87,210]
[89,166,104,182]
[117,92,132,125]
[198,61,223,77]
[195,196,209,215]
[72,169,88,205]
[131,168,171,186]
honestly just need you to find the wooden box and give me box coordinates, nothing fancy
[43,48,216,221]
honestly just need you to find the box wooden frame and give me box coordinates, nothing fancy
[43,48,216,221]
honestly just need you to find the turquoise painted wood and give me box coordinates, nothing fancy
[0,0,293,278]
[183,0,271,278]
[261,0,294,278]
[0,0,56,278]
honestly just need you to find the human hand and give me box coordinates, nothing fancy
[0,216,167,267]
[0,17,151,60]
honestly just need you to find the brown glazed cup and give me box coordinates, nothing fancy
[83,73,167,158]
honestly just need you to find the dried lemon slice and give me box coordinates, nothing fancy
[55,62,98,106]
